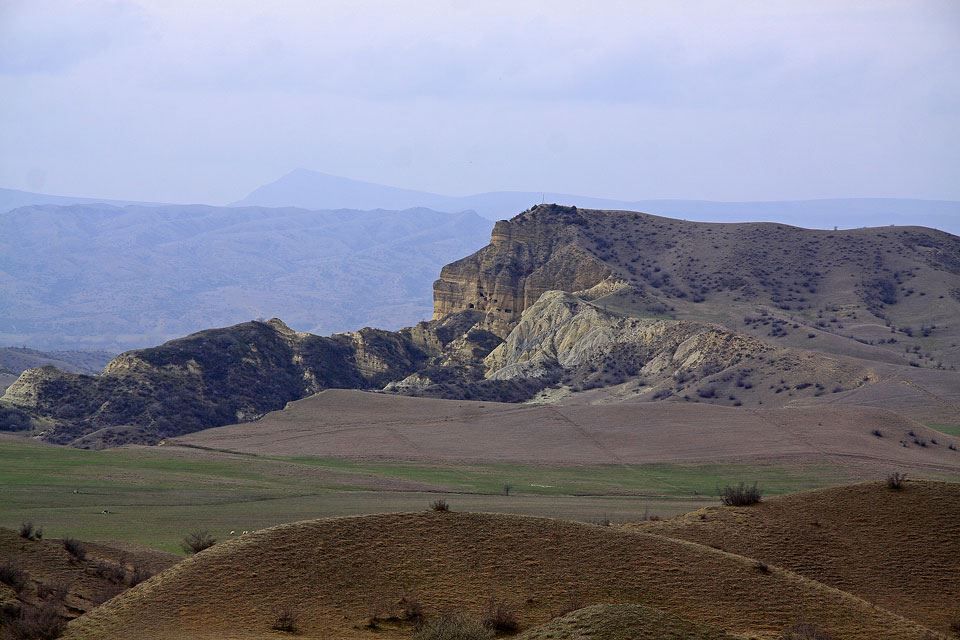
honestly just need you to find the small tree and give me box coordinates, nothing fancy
[18,522,42,541]
[430,499,450,512]
[181,529,216,554]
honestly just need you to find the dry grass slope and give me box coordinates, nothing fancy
[631,480,960,635]
[517,603,740,640]
[0,527,178,623]
[65,510,936,640]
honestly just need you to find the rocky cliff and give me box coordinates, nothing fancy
[433,205,612,336]
[1,319,427,447]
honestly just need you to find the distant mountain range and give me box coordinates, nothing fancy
[0,203,492,350]
[0,186,163,214]
[5,172,959,234]
[232,169,960,233]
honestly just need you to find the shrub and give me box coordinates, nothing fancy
[413,613,493,640]
[400,592,424,624]
[271,607,299,633]
[18,522,41,541]
[181,529,216,554]
[886,472,906,491]
[502,483,512,496]
[754,561,771,574]
[430,499,450,512]
[62,538,86,561]
[1,602,66,640]
[0,563,28,593]
[126,565,152,587]
[719,482,762,506]
[36,581,69,603]
[870,429,883,438]
[92,560,126,584]
[482,597,519,634]
[781,621,834,640]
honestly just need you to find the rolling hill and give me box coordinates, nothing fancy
[631,480,960,636]
[61,483,953,639]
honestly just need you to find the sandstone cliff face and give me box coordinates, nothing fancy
[433,205,611,336]
[484,290,768,382]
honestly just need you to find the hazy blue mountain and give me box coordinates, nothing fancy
[233,169,960,235]
[0,347,114,375]
[0,186,164,214]
[0,204,492,350]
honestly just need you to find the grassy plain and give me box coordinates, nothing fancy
[0,437,856,553]
[929,423,960,436]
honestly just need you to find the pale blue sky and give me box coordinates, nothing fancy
[1,0,958,204]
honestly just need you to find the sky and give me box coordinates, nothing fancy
[0,0,958,205]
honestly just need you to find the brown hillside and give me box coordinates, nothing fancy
[64,511,936,640]
[435,205,960,368]
[0,527,177,625]
[518,603,740,640]
[631,480,960,634]
[176,390,960,478]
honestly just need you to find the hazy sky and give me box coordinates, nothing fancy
[1,1,958,204]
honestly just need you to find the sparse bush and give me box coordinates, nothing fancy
[502,483,512,496]
[92,560,126,584]
[180,529,216,554]
[36,581,69,603]
[1,602,66,640]
[430,499,450,512]
[62,538,86,561]
[18,522,41,541]
[400,592,424,624]
[719,482,762,506]
[781,621,834,640]
[413,613,493,640]
[754,560,771,574]
[886,472,906,491]
[482,597,519,634]
[0,563,27,593]
[870,429,883,438]
[126,565,152,587]
[271,607,299,633]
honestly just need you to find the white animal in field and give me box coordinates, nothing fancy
[229,530,235,535]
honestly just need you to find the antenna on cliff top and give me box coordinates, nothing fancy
[541,192,545,204]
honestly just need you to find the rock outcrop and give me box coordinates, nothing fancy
[1,319,428,447]
[433,205,611,336]
[484,290,766,382]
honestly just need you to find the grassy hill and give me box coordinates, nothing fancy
[62,493,946,639]
[631,480,960,635]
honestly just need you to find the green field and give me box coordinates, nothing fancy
[0,437,853,554]
[929,423,960,436]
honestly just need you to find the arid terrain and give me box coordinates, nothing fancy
[53,481,959,640]
[1,207,959,639]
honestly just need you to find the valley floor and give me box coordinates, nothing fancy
[2,427,958,554]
